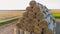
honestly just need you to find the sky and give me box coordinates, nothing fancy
[0,0,60,10]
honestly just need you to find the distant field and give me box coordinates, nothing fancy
[0,10,59,18]
[51,10,60,13]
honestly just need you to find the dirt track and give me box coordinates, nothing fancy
[0,20,18,34]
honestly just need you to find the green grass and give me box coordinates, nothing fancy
[52,13,60,18]
[0,18,19,26]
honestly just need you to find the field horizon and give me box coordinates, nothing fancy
[0,10,59,18]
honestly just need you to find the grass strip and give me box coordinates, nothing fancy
[52,13,60,18]
[0,18,19,26]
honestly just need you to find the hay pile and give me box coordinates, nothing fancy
[17,0,54,34]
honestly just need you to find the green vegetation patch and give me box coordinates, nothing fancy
[0,18,19,26]
[52,13,60,18]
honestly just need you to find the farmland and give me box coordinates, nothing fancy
[0,10,59,20]
[51,10,60,18]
